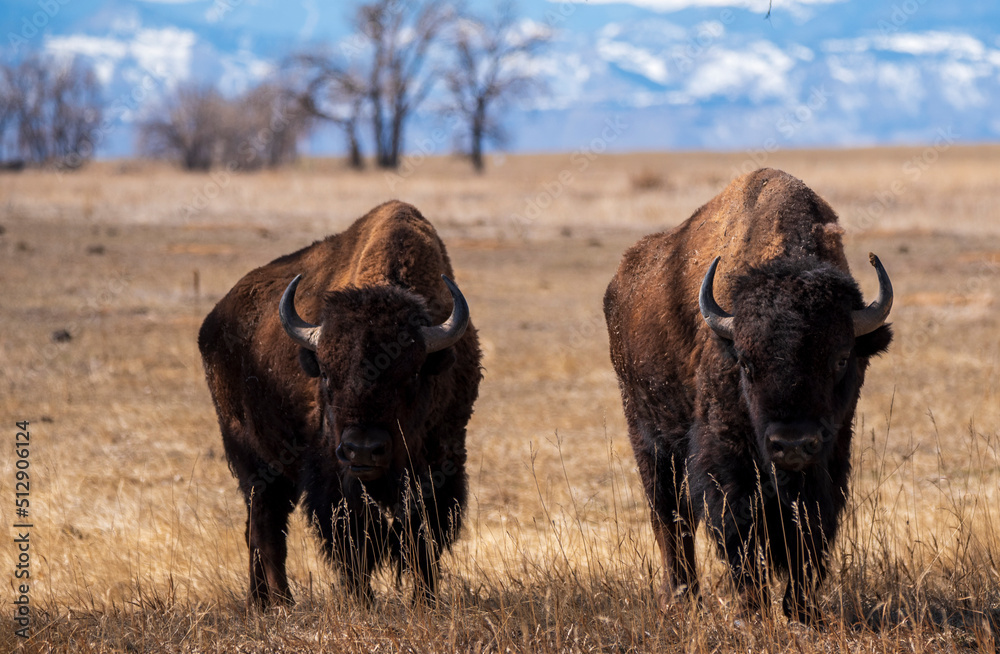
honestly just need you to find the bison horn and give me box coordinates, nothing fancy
[279,275,322,351]
[699,256,735,341]
[852,253,893,337]
[421,275,470,353]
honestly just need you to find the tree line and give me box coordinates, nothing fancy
[0,54,103,170]
[142,0,548,173]
[0,0,546,173]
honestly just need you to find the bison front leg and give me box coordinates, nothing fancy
[333,499,391,605]
[639,443,698,607]
[244,476,297,608]
[727,542,771,618]
[706,488,771,618]
[780,510,828,625]
[651,508,697,604]
[397,477,463,605]
[400,515,440,605]
[305,478,389,606]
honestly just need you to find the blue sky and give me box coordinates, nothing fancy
[3,0,999,156]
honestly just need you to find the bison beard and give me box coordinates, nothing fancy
[604,168,893,622]
[198,201,482,608]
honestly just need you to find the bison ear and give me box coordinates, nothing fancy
[422,347,456,376]
[855,323,893,359]
[298,347,321,378]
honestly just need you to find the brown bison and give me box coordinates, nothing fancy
[199,201,482,607]
[604,168,893,621]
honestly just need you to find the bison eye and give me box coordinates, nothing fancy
[832,352,851,381]
[737,356,753,379]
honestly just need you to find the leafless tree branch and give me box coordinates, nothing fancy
[442,0,549,172]
[0,54,102,169]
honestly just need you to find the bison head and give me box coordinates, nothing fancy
[700,254,892,472]
[279,275,468,483]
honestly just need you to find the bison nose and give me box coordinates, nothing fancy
[337,426,392,472]
[766,424,823,471]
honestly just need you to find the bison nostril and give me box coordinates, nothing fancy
[338,427,391,470]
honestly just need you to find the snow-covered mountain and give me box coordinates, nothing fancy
[3,0,998,157]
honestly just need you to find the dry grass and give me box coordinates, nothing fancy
[1,146,998,652]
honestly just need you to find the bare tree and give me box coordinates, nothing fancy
[224,83,312,170]
[444,1,548,172]
[138,81,310,171]
[49,58,103,166]
[0,66,20,163]
[139,84,226,171]
[9,57,52,164]
[286,51,366,169]
[353,0,455,169]
[0,54,101,168]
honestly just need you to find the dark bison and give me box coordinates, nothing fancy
[199,201,482,607]
[604,168,893,621]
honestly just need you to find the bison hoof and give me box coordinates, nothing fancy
[657,584,697,614]
[782,594,822,627]
[247,591,294,612]
[348,584,376,609]
[412,587,438,609]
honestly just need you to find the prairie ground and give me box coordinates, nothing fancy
[1,145,998,652]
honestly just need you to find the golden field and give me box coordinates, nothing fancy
[1,145,998,652]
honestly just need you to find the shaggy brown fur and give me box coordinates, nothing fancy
[604,168,892,622]
[199,201,482,607]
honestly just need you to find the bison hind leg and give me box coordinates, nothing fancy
[243,475,297,609]
[643,443,699,607]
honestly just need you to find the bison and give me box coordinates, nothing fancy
[199,201,482,607]
[604,168,893,622]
